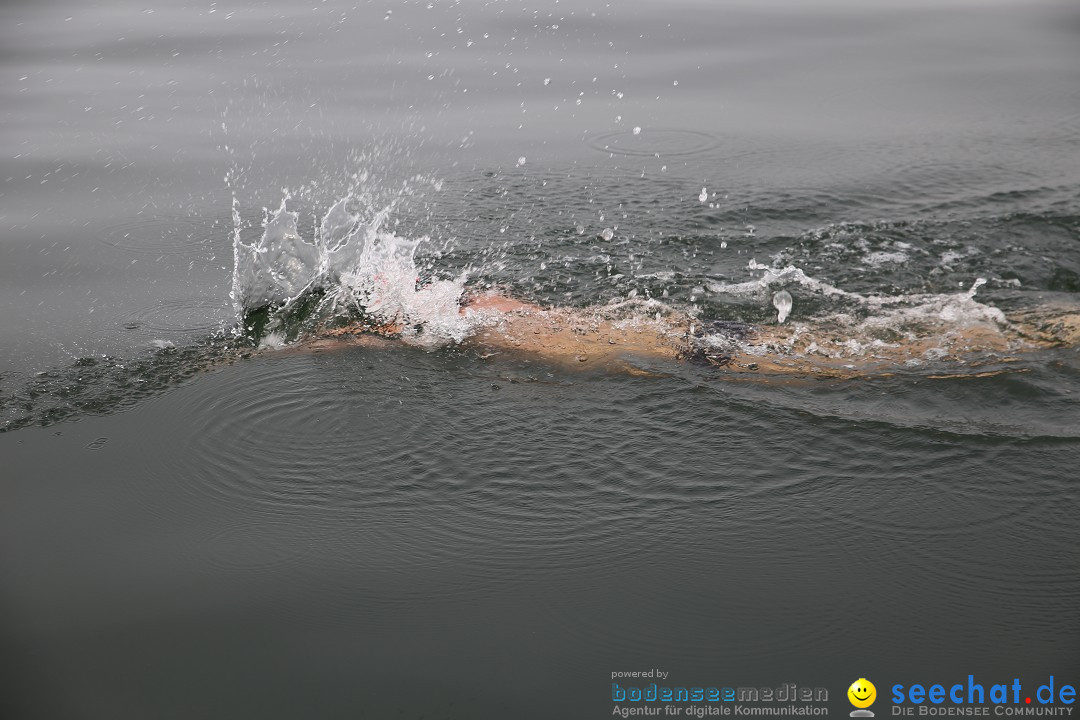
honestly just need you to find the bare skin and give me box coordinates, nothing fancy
[297,290,1080,378]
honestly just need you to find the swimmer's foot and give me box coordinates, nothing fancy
[683,319,757,367]
[1007,306,1080,347]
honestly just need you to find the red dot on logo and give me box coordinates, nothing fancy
[1026,699,1032,705]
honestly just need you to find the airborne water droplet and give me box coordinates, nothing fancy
[772,290,793,324]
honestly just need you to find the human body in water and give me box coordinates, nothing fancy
[293,289,1080,378]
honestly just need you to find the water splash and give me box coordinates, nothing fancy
[230,191,472,347]
[709,259,861,300]
[772,290,793,323]
[695,257,1015,361]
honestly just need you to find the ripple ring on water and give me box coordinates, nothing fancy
[96,212,229,257]
[585,128,720,158]
[114,298,233,336]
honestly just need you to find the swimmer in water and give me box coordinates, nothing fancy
[297,289,1080,378]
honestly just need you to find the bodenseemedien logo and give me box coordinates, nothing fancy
[849,679,877,718]
[609,674,829,717]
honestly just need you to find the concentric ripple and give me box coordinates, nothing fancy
[96,210,231,258]
[79,297,235,355]
[115,298,234,336]
[155,350,669,583]
[585,128,720,158]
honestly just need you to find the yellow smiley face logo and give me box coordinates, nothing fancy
[848,679,877,708]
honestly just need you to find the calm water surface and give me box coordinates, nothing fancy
[2,0,1079,718]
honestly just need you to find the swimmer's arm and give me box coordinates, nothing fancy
[459,290,542,315]
[284,332,400,354]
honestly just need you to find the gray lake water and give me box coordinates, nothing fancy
[2,0,1079,718]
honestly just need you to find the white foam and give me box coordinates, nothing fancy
[699,261,1007,360]
[709,259,861,300]
[862,250,909,267]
